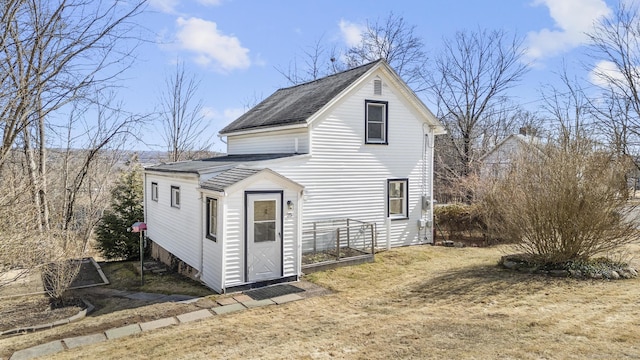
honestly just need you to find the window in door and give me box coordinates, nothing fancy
[253,200,276,242]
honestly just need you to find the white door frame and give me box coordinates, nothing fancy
[244,190,284,282]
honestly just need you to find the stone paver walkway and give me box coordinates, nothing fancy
[9,291,306,360]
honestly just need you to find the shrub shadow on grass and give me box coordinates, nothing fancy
[410,264,564,303]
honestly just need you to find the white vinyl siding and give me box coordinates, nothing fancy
[220,177,300,288]
[145,175,202,268]
[227,128,309,155]
[267,69,434,249]
[202,196,224,293]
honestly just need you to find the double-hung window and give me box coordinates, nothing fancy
[206,197,217,241]
[365,100,388,145]
[151,182,158,202]
[388,179,408,219]
[365,100,388,144]
[171,186,180,208]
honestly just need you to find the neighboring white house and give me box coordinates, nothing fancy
[479,132,541,178]
[144,59,445,293]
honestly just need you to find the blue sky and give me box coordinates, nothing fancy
[117,0,616,152]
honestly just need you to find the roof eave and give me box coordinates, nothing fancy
[219,122,308,137]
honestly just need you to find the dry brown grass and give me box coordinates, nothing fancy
[4,244,640,359]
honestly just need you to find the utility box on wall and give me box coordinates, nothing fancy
[418,219,432,229]
[421,195,431,212]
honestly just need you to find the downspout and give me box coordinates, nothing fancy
[421,123,434,244]
[424,124,436,243]
[217,134,227,145]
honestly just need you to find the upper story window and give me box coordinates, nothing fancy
[388,179,408,219]
[206,197,217,241]
[365,100,388,144]
[171,186,180,208]
[151,182,158,202]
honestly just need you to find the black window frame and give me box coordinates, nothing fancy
[206,197,217,241]
[387,178,408,220]
[151,182,158,202]
[170,185,180,208]
[365,100,388,145]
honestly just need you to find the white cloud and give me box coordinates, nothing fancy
[589,60,627,88]
[149,0,179,14]
[201,106,245,123]
[526,0,611,61]
[339,19,364,47]
[175,17,251,72]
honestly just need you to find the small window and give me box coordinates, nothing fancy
[365,100,388,144]
[151,182,158,202]
[388,179,408,219]
[171,186,180,208]
[206,197,217,241]
[254,200,276,242]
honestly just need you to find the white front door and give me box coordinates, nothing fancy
[246,192,282,282]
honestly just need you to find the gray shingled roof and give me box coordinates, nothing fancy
[144,153,298,174]
[200,167,261,192]
[219,59,383,134]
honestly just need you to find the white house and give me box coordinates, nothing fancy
[479,132,541,178]
[144,59,445,293]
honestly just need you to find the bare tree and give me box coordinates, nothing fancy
[427,28,529,182]
[0,0,145,231]
[344,12,428,89]
[159,61,211,162]
[275,35,344,85]
[277,13,428,88]
[0,0,146,295]
[587,2,640,171]
[540,66,593,145]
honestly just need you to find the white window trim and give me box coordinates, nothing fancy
[206,197,217,241]
[171,186,180,208]
[365,100,388,144]
[388,179,408,219]
[151,182,158,202]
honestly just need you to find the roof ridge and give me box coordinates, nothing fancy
[276,58,384,91]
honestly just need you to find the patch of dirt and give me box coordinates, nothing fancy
[0,296,83,333]
[0,259,213,340]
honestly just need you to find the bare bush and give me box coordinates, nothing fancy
[40,232,85,301]
[476,139,637,263]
